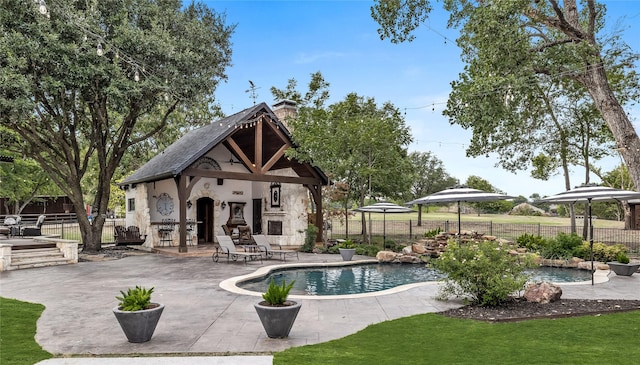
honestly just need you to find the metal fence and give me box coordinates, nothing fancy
[325,219,640,253]
[41,218,125,244]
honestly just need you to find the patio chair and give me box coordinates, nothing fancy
[253,234,299,261]
[126,226,147,245]
[186,219,196,246]
[237,225,253,245]
[21,215,45,236]
[213,235,262,264]
[1,215,17,238]
[114,225,146,246]
[221,224,238,243]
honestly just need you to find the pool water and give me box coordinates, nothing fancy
[237,264,593,296]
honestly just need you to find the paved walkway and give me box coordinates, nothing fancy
[1,248,639,365]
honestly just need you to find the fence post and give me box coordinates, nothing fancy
[490,221,493,235]
[537,223,541,237]
[61,220,65,240]
[445,220,449,232]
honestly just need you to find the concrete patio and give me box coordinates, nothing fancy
[1,245,640,363]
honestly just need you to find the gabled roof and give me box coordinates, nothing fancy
[121,103,327,185]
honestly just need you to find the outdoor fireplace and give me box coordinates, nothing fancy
[268,220,282,235]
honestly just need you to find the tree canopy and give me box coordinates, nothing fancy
[1,0,234,251]
[408,151,458,201]
[372,0,640,193]
[273,73,413,238]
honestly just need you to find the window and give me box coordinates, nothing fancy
[128,198,135,212]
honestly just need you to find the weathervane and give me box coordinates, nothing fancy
[245,80,260,105]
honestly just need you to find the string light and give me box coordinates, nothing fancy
[31,0,185,90]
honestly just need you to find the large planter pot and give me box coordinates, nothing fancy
[607,262,640,276]
[338,248,356,261]
[254,301,301,338]
[113,303,164,343]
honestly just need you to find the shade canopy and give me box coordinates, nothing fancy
[407,185,514,237]
[407,186,515,205]
[354,202,414,246]
[538,185,640,204]
[354,202,414,214]
[539,184,640,285]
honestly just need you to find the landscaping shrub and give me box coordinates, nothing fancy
[573,242,627,262]
[384,240,405,252]
[423,227,442,238]
[539,232,583,259]
[301,224,319,252]
[356,244,381,257]
[433,240,533,307]
[515,233,546,252]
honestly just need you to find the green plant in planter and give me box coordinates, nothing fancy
[340,239,357,249]
[116,286,154,311]
[262,279,295,306]
[617,252,630,264]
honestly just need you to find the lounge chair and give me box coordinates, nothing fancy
[253,235,299,261]
[213,235,262,264]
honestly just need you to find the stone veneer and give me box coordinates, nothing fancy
[262,180,308,247]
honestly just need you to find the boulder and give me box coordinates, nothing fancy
[524,282,562,304]
[398,255,422,264]
[411,243,427,254]
[376,251,398,262]
[577,261,605,271]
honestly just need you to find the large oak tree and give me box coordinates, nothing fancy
[372,0,640,192]
[1,0,234,251]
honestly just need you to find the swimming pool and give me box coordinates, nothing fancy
[235,263,594,296]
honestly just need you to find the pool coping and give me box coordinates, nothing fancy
[219,260,611,300]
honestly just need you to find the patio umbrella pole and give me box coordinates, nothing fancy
[383,212,386,249]
[589,198,594,286]
[457,201,461,238]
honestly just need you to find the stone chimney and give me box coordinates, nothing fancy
[272,100,297,128]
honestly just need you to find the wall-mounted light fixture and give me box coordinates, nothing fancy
[221,201,227,210]
[187,200,192,209]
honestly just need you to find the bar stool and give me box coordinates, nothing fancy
[186,219,195,246]
[158,218,175,246]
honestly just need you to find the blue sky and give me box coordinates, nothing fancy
[203,0,640,199]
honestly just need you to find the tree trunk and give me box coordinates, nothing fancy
[561,156,576,234]
[585,66,640,193]
[623,202,632,230]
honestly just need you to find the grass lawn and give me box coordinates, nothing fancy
[0,297,52,365]
[275,311,640,364]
